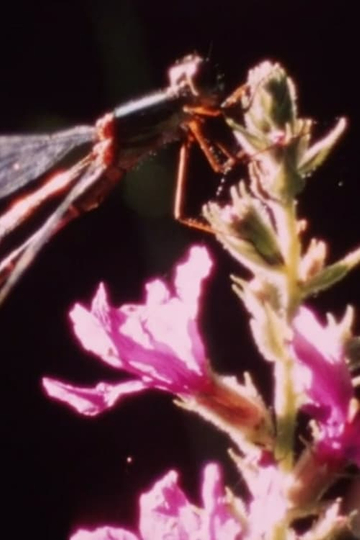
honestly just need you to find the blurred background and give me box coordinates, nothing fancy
[1,1,360,538]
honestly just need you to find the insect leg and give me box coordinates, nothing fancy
[173,139,214,233]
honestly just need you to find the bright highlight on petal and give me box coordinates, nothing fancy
[69,289,122,370]
[43,247,214,415]
[42,378,148,416]
[174,245,213,317]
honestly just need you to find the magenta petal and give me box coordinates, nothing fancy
[202,464,243,540]
[45,247,213,419]
[69,285,125,370]
[342,410,360,466]
[174,245,213,317]
[319,409,360,467]
[69,465,242,540]
[292,307,360,467]
[67,247,212,396]
[139,469,201,538]
[292,307,353,426]
[70,526,139,540]
[139,464,242,539]
[42,378,148,416]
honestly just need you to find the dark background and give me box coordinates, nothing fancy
[1,1,360,538]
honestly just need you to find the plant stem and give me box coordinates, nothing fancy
[271,198,302,470]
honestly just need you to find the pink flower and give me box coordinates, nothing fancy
[71,528,137,540]
[70,463,242,540]
[291,306,360,466]
[248,463,288,537]
[43,247,214,416]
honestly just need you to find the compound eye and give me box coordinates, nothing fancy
[193,59,225,100]
[168,54,203,89]
[168,54,224,107]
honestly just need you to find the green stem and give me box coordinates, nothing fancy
[272,199,301,317]
[269,520,289,540]
[274,358,297,471]
[271,198,302,470]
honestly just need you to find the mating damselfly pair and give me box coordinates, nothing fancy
[0,54,254,304]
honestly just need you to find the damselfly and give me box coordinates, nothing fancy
[0,54,242,304]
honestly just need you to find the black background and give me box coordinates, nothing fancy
[1,1,360,538]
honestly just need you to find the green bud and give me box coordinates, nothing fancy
[302,246,360,297]
[203,182,284,271]
[226,62,347,202]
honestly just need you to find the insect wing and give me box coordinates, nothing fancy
[0,125,95,199]
[0,155,121,304]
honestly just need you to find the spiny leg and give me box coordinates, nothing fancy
[174,107,247,232]
[186,118,234,174]
[173,139,215,234]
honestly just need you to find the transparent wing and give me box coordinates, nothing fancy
[0,157,123,305]
[0,125,95,198]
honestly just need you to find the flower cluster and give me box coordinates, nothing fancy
[43,62,360,538]
[71,464,242,540]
